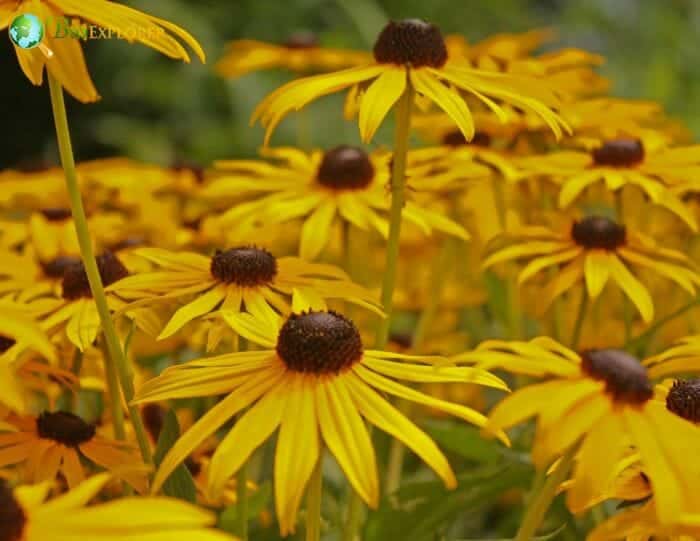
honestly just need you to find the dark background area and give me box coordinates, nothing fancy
[2,0,698,168]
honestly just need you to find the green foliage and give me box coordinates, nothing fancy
[153,409,197,502]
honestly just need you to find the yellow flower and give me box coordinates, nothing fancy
[456,338,700,525]
[209,146,471,260]
[0,302,55,412]
[644,336,700,379]
[133,306,508,535]
[482,216,700,322]
[0,411,147,491]
[40,250,160,351]
[518,138,700,229]
[2,0,205,102]
[216,32,371,78]
[0,473,236,541]
[108,245,382,350]
[252,19,568,144]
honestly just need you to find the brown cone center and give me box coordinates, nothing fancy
[592,139,645,167]
[581,349,653,404]
[571,216,626,250]
[36,411,96,447]
[40,207,72,222]
[62,251,129,300]
[210,247,278,286]
[316,146,375,191]
[373,19,448,68]
[41,255,82,279]
[276,311,363,374]
[666,379,700,423]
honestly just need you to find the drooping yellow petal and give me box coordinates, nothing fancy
[315,377,379,507]
[158,286,226,339]
[359,68,406,143]
[607,254,654,323]
[299,199,337,260]
[583,251,611,298]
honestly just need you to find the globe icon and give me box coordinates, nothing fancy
[9,13,44,50]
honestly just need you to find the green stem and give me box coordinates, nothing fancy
[384,238,453,494]
[625,296,700,351]
[374,82,414,350]
[570,291,588,350]
[48,73,153,467]
[342,489,363,541]
[99,339,126,440]
[236,462,249,541]
[514,444,578,541]
[306,454,324,541]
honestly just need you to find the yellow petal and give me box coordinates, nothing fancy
[359,68,406,143]
[584,251,611,298]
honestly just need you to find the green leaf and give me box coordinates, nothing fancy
[153,409,197,503]
[426,420,502,463]
[452,523,566,540]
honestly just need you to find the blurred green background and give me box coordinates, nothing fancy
[1,0,697,168]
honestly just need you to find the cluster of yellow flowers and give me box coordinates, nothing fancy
[2,2,700,541]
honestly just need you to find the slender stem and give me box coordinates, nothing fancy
[385,238,453,493]
[374,82,414,350]
[570,291,588,350]
[47,73,153,467]
[515,444,578,541]
[235,462,249,541]
[625,296,700,351]
[342,489,363,541]
[306,454,324,541]
[99,339,126,440]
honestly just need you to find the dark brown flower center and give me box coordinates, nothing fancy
[36,411,96,446]
[442,130,491,147]
[40,255,82,279]
[62,251,129,300]
[210,247,277,286]
[373,19,448,68]
[40,207,72,222]
[110,237,146,252]
[571,216,626,250]
[276,311,363,374]
[316,146,375,191]
[0,482,25,541]
[0,335,16,354]
[592,139,645,167]
[666,379,700,423]
[581,349,653,405]
[284,31,319,49]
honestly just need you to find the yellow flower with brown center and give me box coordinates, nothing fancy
[456,338,700,525]
[108,245,382,346]
[518,137,700,230]
[133,306,508,535]
[1,0,205,102]
[0,473,237,541]
[482,216,700,322]
[216,31,371,79]
[209,146,471,260]
[252,18,568,144]
[0,411,147,491]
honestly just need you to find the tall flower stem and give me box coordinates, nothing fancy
[514,444,578,541]
[48,73,153,467]
[235,463,249,541]
[385,237,454,493]
[306,454,324,541]
[374,82,414,350]
[570,291,588,350]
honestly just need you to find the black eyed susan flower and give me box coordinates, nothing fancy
[586,379,700,540]
[518,138,700,230]
[0,411,147,491]
[0,302,55,413]
[482,215,700,322]
[456,338,700,525]
[3,0,205,102]
[208,146,471,260]
[216,32,371,79]
[0,473,237,541]
[133,306,508,535]
[252,18,568,144]
[108,245,382,346]
[40,250,159,351]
